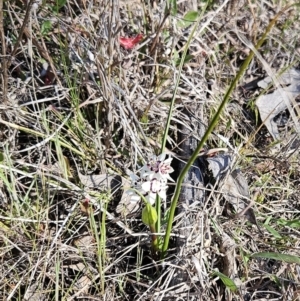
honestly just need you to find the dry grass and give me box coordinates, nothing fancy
[0,0,300,300]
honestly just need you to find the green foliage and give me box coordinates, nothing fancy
[251,252,300,264]
[41,20,52,36]
[277,218,300,228]
[174,53,194,66]
[142,204,158,226]
[177,11,199,28]
[263,224,282,239]
[52,0,67,13]
[167,0,177,16]
[212,271,238,292]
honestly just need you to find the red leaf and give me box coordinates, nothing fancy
[119,34,143,50]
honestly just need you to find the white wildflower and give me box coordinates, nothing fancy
[144,153,174,182]
[142,178,169,205]
[123,153,174,208]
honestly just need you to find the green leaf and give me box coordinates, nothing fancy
[140,114,148,124]
[251,252,300,264]
[41,20,52,36]
[226,118,232,130]
[263,224,282,239]
[240,248,250,265]
[277,218,300,228]
[175,54,194,66]
[167,0,177,16]
[142,204,158,226]
[212,271,238,292]
[52,0,67,12]
[177,11,199,28]
[161,208,170,226]
[57,0,67,9]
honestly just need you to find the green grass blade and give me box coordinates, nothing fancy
[212,271,238,292]
[251,252,300,264]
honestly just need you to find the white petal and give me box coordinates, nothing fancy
[141,169,155,179]
[130,173,140,182]
[163,157,173,164]
[151,179,162,193]
[158,189,167,200]
[166,165,174,173]
[157,153,167,161]
[141,181,151,192]
[165,173,175,182]
[126,188,139,195]
[140,165,150,174]
[146,192,157,205]
[129,194,141,202]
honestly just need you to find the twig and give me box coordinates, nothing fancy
[0,0,8,103]
[8,0,35,64]
[149,10,170,56]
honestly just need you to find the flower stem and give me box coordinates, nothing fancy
[160,8,287,258]
[149,224,159,254]
[156,9,201,252]
[155,195,161,235]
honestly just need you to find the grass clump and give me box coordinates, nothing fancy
[0,0,300,300]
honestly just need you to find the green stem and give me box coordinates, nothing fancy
[156,8,201,243]
[155,195,161,234]
[145,202,159,253]
[149,224,159,254]
[161,8,288,259]
[159,20,199,154]
[133,190,160,253]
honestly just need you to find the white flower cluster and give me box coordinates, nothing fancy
[126,153,174,206]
